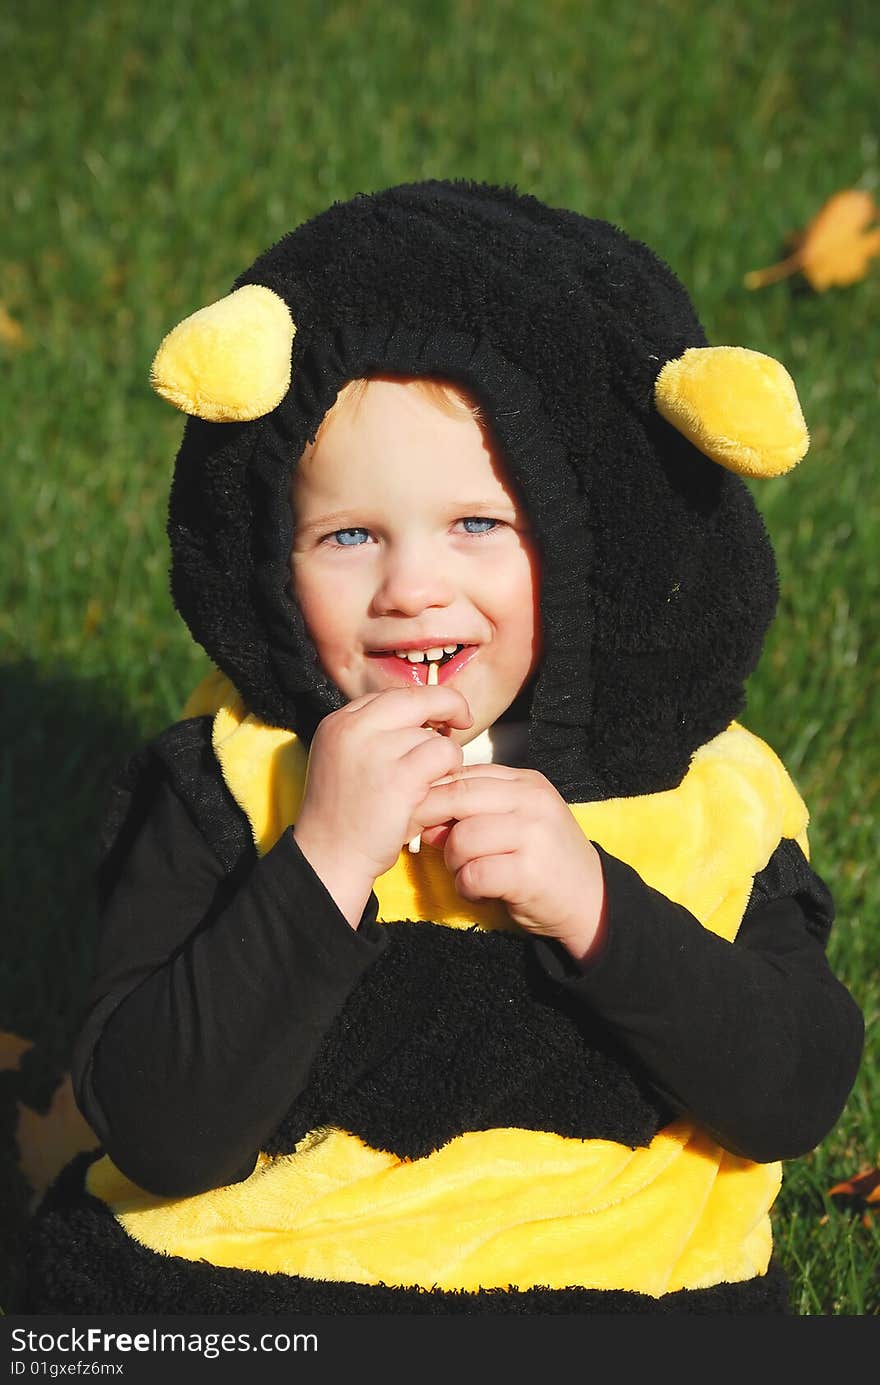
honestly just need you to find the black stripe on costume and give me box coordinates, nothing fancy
[265,920,669,1160]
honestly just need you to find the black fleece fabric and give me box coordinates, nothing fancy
[22,180,864,1314]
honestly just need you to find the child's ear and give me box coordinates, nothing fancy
[655,346,809,478]
[150,284,296,422]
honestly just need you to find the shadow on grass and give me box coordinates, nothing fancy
[0,659,143,1310]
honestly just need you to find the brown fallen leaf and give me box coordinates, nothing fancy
[744,189,880,291]
[0,1030,33,1072]
[827,1166,880,1205]
[16,1073,100,1204]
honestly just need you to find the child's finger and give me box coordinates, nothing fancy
[429,763,527,786]
[453,852,518,905]
[346,685,474,731]
[419,772,522,824]
[440,813,519,876]
[401,730,465,791]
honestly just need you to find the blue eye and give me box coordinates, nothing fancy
[332,527,370,546]
[461,517,498,534]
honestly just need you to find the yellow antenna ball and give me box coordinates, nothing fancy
[150,284,296,422]
[655,346,809,478]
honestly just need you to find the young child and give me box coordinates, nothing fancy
[26,180,863,1315]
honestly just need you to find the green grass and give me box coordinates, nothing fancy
[2,0,878,1315]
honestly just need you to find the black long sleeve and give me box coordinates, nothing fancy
[533,846,864,1162]
[74,767,863,1198]
[73,780,388,1197]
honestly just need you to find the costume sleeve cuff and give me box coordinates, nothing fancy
[530,843,678,995]
[259,828,386,957]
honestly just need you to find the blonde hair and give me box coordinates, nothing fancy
[314,375,482,441]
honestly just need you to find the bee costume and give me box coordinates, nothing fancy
[25,181,862,1314]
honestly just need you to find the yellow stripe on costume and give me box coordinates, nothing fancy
[88,1121,779,1295]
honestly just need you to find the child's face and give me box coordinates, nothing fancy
[290,379,541,744]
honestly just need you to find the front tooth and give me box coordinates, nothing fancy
[425,647,444,661]
[406,650,426,662]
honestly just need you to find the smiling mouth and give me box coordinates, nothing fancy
[367,643,478,685]
[369,643,468,668]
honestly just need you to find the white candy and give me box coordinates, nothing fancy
[408,659,440,853]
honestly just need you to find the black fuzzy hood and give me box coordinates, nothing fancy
[167,179,778,801]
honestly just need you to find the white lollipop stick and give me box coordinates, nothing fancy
[408,659,439,853]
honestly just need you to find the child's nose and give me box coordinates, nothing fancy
[370,544,455,616]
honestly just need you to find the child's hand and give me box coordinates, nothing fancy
[417,765,606,964]
[293,687,473,924]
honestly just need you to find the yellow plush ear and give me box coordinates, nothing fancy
[150,284,296,422]
[654,346,809,478]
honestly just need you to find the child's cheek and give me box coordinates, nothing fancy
[292,564,341,655]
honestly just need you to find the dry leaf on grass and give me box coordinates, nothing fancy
[744,189,880,291]
[0,1030,33,1072]
[16,1073,99,1203]
[826,1166,880,1229]
[828,1166,880,1204]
